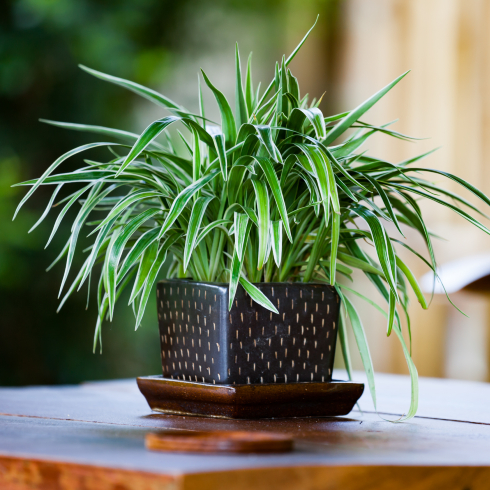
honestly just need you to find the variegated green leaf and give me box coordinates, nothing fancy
[184,197,214,271]
[251,178,270,270]
[201,70,237,148]
[271,220,283,267]
[238,275,278,314]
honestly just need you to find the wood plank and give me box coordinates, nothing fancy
[183,467,490,490]
[2,371,490,425]
[2,373,490,489]
[2,456,490,490]
[0,455,179,490]
[2,408,490,470]
[341,370,490,424]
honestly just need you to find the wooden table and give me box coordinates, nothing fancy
[1,371,490,490]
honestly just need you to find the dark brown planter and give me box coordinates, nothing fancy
[157,279,340,385]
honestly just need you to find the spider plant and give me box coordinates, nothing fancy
[14,18,490,420]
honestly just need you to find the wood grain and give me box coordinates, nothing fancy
[146,430,293,453]
[1,373,490,489]
[2,456,490,490]
[183,466,490,490]
[0,455,179,490]
[3,370,490,424]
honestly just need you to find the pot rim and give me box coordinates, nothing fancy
[158,278,337,290]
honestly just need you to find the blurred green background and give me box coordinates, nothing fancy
[0,0,342,385]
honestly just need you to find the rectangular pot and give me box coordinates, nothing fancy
[157,279,340,385]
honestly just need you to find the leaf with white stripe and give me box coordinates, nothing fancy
[183,197,214,271]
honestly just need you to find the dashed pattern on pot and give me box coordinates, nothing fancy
[157,280,339,385]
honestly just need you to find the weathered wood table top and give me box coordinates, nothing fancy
[1,370,490,490]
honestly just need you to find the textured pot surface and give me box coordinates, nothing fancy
[157,280,340,385]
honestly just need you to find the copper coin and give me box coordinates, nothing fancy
[146,430,293,454]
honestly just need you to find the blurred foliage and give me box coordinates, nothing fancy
[0,0,341,385]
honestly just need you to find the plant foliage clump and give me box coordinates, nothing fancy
[14,19,490,419]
